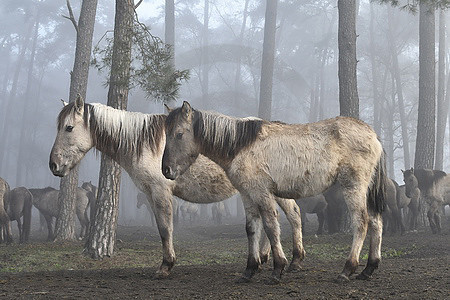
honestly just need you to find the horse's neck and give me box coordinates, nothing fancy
[91,107,165,166]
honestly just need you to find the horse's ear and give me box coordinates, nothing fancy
[401,169,404,173]
[410,167,414,173]
[181,101,193,120]
[75,94,84,114]
[164,103,173,114]
[60,99,69,107]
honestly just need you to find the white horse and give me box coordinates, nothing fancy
[49,96,303,278]
[162,101,387,283]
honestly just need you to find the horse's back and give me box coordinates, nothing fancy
[233,117,382,199]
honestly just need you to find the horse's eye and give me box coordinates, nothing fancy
[66,126,74,132]
[176,132,183,139]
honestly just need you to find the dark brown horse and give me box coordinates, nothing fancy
[402,168,446,234]
[6,187,32,243]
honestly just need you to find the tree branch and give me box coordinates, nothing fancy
[62,0,78,33]
[135,0,144,9]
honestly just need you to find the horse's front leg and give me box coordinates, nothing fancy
[338,187,369,282]
[259,194,288,283]
[275,197,305,272]
[237,195,263,283]
[147,189,175,278]
[44,215,54,241]
[17,219,23,243]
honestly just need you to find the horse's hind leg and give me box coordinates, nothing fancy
[276,197,305,272]
[338,187,369,282]
[356,211,382,280]
[237,195,263,282]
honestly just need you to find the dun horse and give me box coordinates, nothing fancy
[162,102,387,283]
[48,97,325,278]
[29,187,90,240]
[0,177,13,244]
[6,187,33,243]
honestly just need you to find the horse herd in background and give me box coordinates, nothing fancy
[1,96,449,283]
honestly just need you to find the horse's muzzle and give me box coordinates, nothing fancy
[49,160,66,177]
[162,165,177,180]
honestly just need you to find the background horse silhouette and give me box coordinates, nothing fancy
[28,187,90,240]
[402,168,446,234]
[162,101,387,283]
[6,187,32,243]
[0,177,13,244]
[295,194,327,235]
[81,181,97,229]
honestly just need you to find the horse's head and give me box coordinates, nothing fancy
[402,168,418,198]
[162,101,200,180]
[49,95,94,177]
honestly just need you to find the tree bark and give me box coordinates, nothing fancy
[387,6,411,169]
[369,3,381,135]
[0,21,33,176]
[84,0,133,258]
[258,0,278,120]
[201,0,209,111]
[233,0,250,113]
[338,0,359,119]
[414,3,435,170]
[165,0,175,107]
[16,8,41,186]
[54,0,99,241]
[435,10,447,171]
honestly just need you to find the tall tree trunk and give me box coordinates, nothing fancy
[84,0,133,258]
[338,0,359,119]
[165,0,175,106]
[201,0,209,110]
[258,0,278,120]
[233,0,250,113]
[54,0,99,241]
[16,9,41,186]
[0,21,33,175]
[435,10,447,171]
[414,3,435,169]
[387,6,411,169]
[369,3,381,135]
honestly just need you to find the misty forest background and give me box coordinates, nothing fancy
[0,0,449,225]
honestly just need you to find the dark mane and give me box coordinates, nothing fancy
[192,110,263,159]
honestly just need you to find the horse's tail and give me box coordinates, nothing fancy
[367,150,387,215]
[23,191,33,242]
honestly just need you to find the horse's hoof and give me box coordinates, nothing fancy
[287,262,302,273]
[265,275,281,285]
[356,272,371,280]
[235,276,251,284]
[154,270,171,279]
[335,274,350,283]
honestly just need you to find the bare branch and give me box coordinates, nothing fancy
[63,0,78,33]
[135,0,144,9]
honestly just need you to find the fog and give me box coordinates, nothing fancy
[0,0,449,226]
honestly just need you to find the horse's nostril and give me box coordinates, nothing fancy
[164,166,171,175]
[49,162,57,172]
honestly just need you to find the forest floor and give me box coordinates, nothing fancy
[0,216,449,299]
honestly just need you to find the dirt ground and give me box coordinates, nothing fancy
[0,216,449,300]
